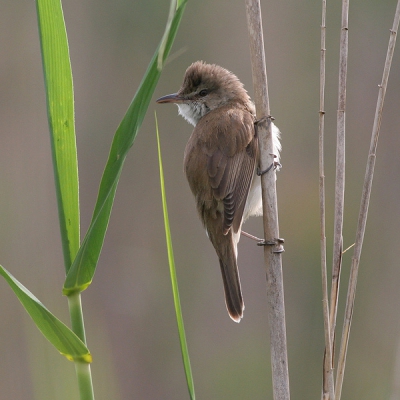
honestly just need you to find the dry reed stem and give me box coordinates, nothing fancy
[319,0,334,399]
[335,2,400,398]
[390,332,400,399]
[245,1,290,399]
[329,0,349,365]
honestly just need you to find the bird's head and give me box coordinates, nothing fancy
[156,61,253,126]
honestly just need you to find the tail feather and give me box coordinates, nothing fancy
[205,216,244,322]
[219,257,244,322]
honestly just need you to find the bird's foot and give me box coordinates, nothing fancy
[257,157,282,176]
[255,115,275,126]
[242,232,285,253]
[257,164,274,176]
[257,237,285,253]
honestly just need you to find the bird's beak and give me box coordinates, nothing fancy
[156,92,184,104]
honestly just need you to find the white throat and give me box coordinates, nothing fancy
[176,103,205,126]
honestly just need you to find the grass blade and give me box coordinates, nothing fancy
[0,265,91,363]
[156,116,195,400]
[36,1,95,397]
[63,0,188,294]
[36,0,80,273]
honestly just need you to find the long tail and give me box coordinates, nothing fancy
[218,251,244,322]
[204,213,244,322]
[212,229,244,322]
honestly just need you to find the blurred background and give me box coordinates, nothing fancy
[1,0,400,398]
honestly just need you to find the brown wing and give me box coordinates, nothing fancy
[201,106,258,234]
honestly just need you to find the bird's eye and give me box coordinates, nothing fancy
[198,89,208,97]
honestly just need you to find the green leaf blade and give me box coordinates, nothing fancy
[156,117,195,400]
[36,0,80,272]
[63,0,188,294]
[0,265,91,363]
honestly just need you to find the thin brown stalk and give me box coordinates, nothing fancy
[245,1,290,399]
[319,0,334,399]
[390,332,400,400]
[335,2,400,398]
[329,0,349,362]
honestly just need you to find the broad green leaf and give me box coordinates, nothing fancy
[156,117,195,399]
[0,265,91,363]
[63,0,188,294]
[36,0,80,273]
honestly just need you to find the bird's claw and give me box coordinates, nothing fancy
[257,164,274,176]
[255,115,275,126]
[257,159,282,176]
[257,237,285,253]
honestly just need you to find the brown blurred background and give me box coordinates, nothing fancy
[1,0,400,399]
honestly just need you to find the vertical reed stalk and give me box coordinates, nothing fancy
[245,1,290,398]
[335,2,400,398]
[329,0,349,365]
[319,0,335,399]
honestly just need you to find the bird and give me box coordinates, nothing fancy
[156,61,281,322]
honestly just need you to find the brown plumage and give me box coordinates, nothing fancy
[157,61,281,322]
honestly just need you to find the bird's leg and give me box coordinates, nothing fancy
[242,231,263,242]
